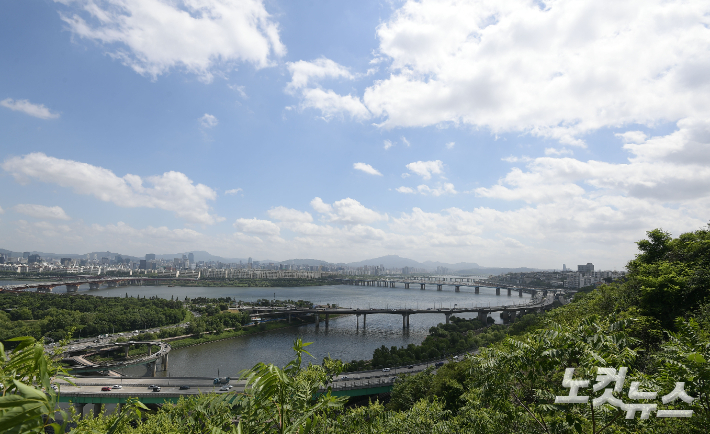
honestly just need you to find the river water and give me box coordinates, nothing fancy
[2,279,529,377]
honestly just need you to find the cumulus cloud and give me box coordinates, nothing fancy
[544,148,574,156]
[13,204,71,220]
[396,186,415,194]
[445,142,455,149]
[353,162,383,176]
[2,153,222,224]
[286,58,353,93]
[1,98,59,119]
[310,197,387,225]
[267,206,313,223]
[406,160,444,180]
[299,88,370,121]
[225,188,243,195]
[199,114,218,128]
[383,140,394,150]
[417,183,457,196]
[233,217,281,236]
[295,0,710,145]
[56,0,285,82]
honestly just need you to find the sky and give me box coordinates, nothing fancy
[1,0,710,269]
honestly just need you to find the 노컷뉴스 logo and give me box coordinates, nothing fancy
[555,367,694,419]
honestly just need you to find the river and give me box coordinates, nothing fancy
[2,279,529,377]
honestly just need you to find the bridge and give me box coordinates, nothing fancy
[0,275,200,293]
[54,358,443,417]
[62,341,171,377]
[340,277,557,297]
[244,295,555,329]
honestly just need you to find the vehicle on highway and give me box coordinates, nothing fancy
[112,385,122,389]
[407,365,414,369]
[152,386,161,392]
[179,385,190,390]
[101,387,111,392]
[435,362,444,368]
[382,368,390,372]
[340,375,349,380]
[51,385,58,392]
[219,386,230,391]
[148,384,156,389]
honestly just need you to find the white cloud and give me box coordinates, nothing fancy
[225,188,243,195]
[396,186,415,194]
[1,98,59,119]
[383,139,394,150]
[299,88,370,121]
[616,131,648,144]
[233,218,281,236]
[267,206,313,223]
[353,162,383,176]
[286,58,353,93]
[199,113,218,128]
[228,84,248,99]
[417,183,457,196]
[445,141,455,149]
[0,206,4,214]
[13,204,71,220]
[310,197,333,214]
[2,153,222,224]
[310,197,387,225]
[406,160,444,180]
[544,147,574,156]
[401,136,411,147]
[353,0,710,144]
[56,0,285,82]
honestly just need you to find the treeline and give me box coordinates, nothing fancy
[344,313,541,371]
[0,292,187,343]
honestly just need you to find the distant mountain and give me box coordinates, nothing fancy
[344,255,481,271]
[280,258,332,266]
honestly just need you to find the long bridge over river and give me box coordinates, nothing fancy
[0,275,200,293]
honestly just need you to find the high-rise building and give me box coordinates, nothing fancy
[562,264,567,271]
[139,260,147,270]
[23,252,30,259]
[28,254,41,264]
[145,253,156,261]
[578,263,594,275]
[60,258,72,266]
[188,253,195,263]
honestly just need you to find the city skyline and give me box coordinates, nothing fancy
[2,1,710,270]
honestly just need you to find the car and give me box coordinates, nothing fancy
[435,362,444,368]
[179,385,191,390]
[51,385,58,392]
[340,375,349,380]
[152,386,161,392]
[219,386,230,391]
[407,365,414,369]
[148,384,156,389]
[101,387,111,392]
[382,368,391,372]
[112,385,122,389]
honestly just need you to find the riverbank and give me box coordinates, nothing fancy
[153,278,342,288]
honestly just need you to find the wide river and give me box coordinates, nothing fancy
[3,279,530,377]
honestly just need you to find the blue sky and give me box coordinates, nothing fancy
[1,0,709,269]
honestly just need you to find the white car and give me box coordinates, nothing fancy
[382,368,391,372]
[112,385,122,389]
[219,386,230,391]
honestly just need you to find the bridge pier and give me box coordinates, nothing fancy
[89,282,100,291]
[455,285,460,292]
[325,314,330,327]
[74,403,85,419]
[363,314,366,328]
[151,361,157,377]
[496,287,500,296]
[315,313,320,328]
[356,314,360,330]
[402,314,410,328]
[66,283,80,293]
[478,310,488,324]
[531,290,537,297]
[507,288,512,296]
[125,345,130,357]
[148,344,152,356]
[543,290,548,297]
[445,313,451,324]
[420,283,425,290]
[437,284,443,291]
[404,283,409,289]
[288,314,291,323]
[475,286,479,294]
[93,403,102,418]
[162,353,169,371]
[519,289,523,297]
[107,281,118,288]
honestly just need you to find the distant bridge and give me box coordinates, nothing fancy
[62,341,171,376]
[0,275,200,293]
[244,295,555,329]
[339,277,558,297]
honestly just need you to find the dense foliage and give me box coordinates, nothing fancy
[0,293,187,344]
